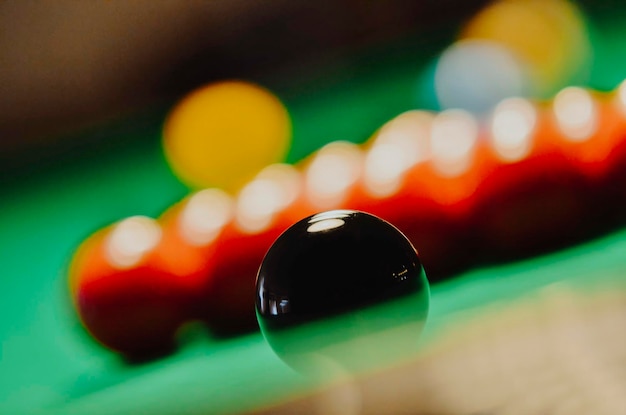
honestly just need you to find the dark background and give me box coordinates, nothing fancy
[0,1,491,175]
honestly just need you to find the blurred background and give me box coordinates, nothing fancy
[0,1,487,172]
[0,1,584,166]
[3,1,625,181]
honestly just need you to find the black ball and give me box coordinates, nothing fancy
[255,210,429,375]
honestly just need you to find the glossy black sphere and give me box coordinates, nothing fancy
[255,210,429,375]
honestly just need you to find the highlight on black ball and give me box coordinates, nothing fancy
[255,210,430,376]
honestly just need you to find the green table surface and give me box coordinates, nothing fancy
[2,7,626,415]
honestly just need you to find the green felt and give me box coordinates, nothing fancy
[2,9,626,415]
[5,228,624,415]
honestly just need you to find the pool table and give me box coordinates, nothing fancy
[2,2,626,414]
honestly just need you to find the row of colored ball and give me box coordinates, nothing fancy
[68,81,626,359]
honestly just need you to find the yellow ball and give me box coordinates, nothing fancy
[163,80,292,192]
[460,0,591,98]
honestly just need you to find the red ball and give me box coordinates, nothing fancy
[69,216,188,359]
[598,85,626,225]
[198,165,309,336]
[200,209,314,336]
[154,189,233,314]
[348,109,495,279]
[472,99,592,261]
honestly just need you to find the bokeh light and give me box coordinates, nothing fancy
[489,97,537,162]
[254,163,302,211]
[305,141,364,209]
[235,164,302,234]
[364,111,433,197]
[553,86,598,141]
[178,189,233,246]
[430,109,479,177]
[104,216,162,269]
[364,143,410,198]
[374,110,434,166]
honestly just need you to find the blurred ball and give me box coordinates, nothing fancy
[434,39,530,115]
[460,0,592,98]
[163,80,292,193]
[69,216,189,359]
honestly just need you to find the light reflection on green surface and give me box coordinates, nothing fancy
[258,288,429,378]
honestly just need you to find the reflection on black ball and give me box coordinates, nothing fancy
[255,210,430,375]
